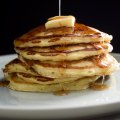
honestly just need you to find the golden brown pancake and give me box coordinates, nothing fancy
[15,42,113,61]
[3,59,37,75]
[20,54,119,78]
[7,73,100,92]
[14,23,112,48]
[4,72,85,85]
[4,59,90,84]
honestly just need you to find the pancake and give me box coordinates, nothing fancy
[3,59,37,75]
[21,54,119,78]
[14,23,112,48]
[4,72,87,85]
[15,43,113,61]
[16,73,85,84]
[7,74,100,92]
[4,59,90,84]
[5,72,99,85]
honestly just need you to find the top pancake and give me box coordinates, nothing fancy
[14,23,112,48]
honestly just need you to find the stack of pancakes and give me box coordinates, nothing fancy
[3,23,119,92]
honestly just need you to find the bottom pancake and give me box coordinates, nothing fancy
[7,74,100,92]
[4,72,86,84]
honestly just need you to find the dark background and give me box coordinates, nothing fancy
[0,0,120,55]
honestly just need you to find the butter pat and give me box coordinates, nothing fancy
[45,16,75,29]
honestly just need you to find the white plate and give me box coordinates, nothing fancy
[0,53,120,119]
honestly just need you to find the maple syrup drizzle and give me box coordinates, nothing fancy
[59,0,61,16]
[90,75,109,90]
[92,54,108,68]
[53,90,70,96]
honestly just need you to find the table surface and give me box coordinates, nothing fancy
[84,112,120,120]
[0,112,120,120]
